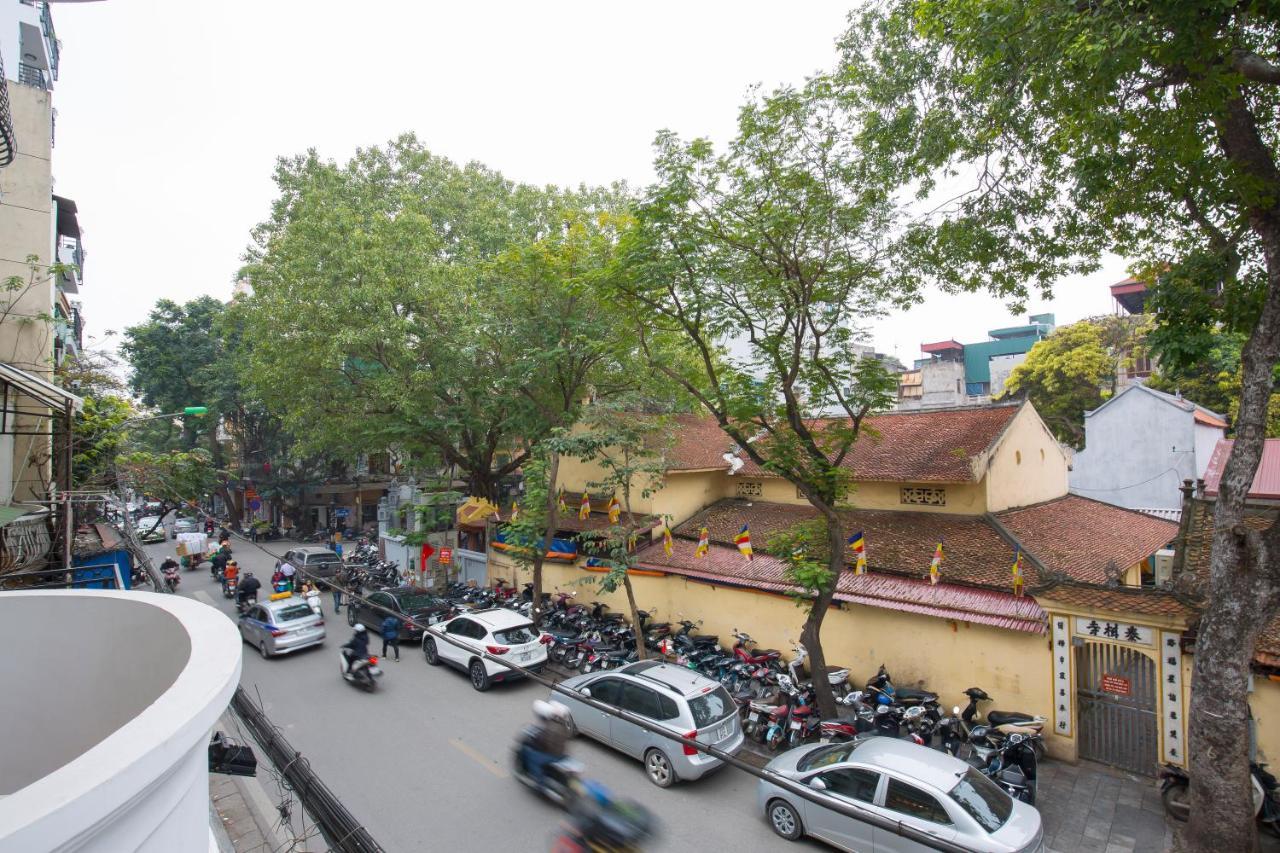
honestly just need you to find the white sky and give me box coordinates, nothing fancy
[51,0,1126,365]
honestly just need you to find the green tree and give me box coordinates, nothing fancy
[54,351,132,489]
[615,83,903,717]
[116,448,220,537]
[1146,333,1244,420]
[240,135,639,504]
[1000,321,1118,447]
[839,2,1280,845]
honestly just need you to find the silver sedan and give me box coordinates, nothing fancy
[757,737,1043,852]
[238,597,326,659]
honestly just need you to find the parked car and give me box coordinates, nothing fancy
[757,737,1044,852]
[238,595,326,659]
[136,516,166,543]
[282,546,343,581]
[172,515,200,535]
[423,607,547,691]
[346,585,452,641]
[552,660,745,788]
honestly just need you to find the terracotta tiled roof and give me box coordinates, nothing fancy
[995,495,1178,585]
[1203,439,1280,500]
[736,404,1022,483]
[501,492,659,535]
[1194,409,1228,429]
[634,536,1046,632]
[662,414,739,471]
[1257,619,1280,668]
[672,498,1038,589]
[1035,582,1194,619]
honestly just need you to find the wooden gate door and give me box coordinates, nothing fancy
[1075,641,1158,776]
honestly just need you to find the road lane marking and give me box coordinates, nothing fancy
[449,737,509,778]
[193,590,216,606]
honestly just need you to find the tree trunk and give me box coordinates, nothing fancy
[217,483,242,528]
[1180,219,1280,852]
[798,507,846,720]
[530,452,560,629]
[623,573,647,661]
[466,468,501,504]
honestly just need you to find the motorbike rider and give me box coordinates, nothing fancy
[159,556,179,574]
[236,571,261,609]
[222,559,240,593]
[522,700,571,787]
[341,624,370,677]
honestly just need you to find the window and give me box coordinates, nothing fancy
[447,618,476,636]
[820,768,880,803]
[494,625,537,645]
[688,686,735,726]
[948,768,1011,833]
[656,694,681,721]
[369,593,392,609]
[396,593,443,610]
[797,743,856,772]
[276,604,314,622]
[620,683,661,719]
[885,779,952,825]
[588,678,622,705]
[900,486,947,506]
[735,480,763,498]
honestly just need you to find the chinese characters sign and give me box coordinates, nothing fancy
[1052,615,1072,736]
[439,547,453,565]
[1161,631,1185,766]
[1073,617,1153,646]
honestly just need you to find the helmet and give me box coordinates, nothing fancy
[227,560,238,567]
[353,624,367,634]
[533,699,567,721]
[245,571,254,577]
[876,693,892,706]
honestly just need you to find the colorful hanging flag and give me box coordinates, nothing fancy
[662,524,673,556]
[579,491,591,520]
[557,487,567,514]
[929,541,945,585]
[695,526,710,558]
[1011,548,1024,597]
[608,495,621,525]
[735,523,753,561]
[848,530,867,575]
[510,500,520,521]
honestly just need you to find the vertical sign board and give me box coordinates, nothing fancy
[439,547,453,565]
[1160,630,1185,766]
[1052,614,1072,737]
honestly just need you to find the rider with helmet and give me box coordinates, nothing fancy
[522,700,571,787]
[341,624,370,676]
[236,571,261,610]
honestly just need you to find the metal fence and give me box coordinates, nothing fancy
[17,63,48,90]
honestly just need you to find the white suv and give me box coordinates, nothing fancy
[423,608,548,691]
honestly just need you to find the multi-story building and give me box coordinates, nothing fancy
[1110,275,1155,388]
[897,313,1055,409]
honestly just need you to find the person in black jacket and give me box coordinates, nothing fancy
[236,572,261,610]
[341,624,370,676]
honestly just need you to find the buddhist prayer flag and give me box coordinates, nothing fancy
[1011,548,1024,597]
[848,530,867,575]
[929,541,944,585]
[735,524,753,561]
[608,495,621,525]
[662,525,673,556]
[510,500,520,521]
[695,526,710,558]
[557,487,567,514]
[579,491,591,520]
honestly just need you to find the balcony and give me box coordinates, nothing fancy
[18,63,48,91]
[0,56,14,167]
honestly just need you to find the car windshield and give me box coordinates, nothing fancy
[949,767,1012,833]
[796,743,857,772]
[138,518,160,527]
[688,686,735,727]
[398,594,442,611]
[493,625,536,644]
[275,604,316,622]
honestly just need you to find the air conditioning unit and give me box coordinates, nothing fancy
[1153,548,1176,586]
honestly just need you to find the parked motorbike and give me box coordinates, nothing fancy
[787,640,852,699]
[1159,762,1279,832]
[982,732,1040,805]
[865,664,940,719]
[956,686,1047,759]
[339,652,382,692]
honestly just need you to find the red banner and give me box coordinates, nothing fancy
[420,543,435,567]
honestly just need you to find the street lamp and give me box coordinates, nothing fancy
[116,406,208,429]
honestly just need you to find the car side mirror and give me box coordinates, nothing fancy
[580,688,592,698]
[808,777,827,791]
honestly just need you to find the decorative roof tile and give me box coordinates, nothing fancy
[662,414,739,471]
[736,404,1022,483]
[1035,583,1193,619]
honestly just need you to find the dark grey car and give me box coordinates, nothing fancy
[282,546,343,581]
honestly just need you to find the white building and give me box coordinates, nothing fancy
[1070,384,1226,513]
[0,590,241,852]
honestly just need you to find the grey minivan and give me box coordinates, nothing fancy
[552,660,744,788]
[283,546,343,581]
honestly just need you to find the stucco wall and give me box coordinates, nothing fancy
[1252,675,1280,765]
[1193,423,1224,479]
[989,352,1027,399]
[725,476,989,515]
[494,552,1064,758]
[986,404,1071,512]
[1070,389,1198,510]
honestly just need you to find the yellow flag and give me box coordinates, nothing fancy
[662,525,673,556]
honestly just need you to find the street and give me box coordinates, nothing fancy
[152,539,815,852]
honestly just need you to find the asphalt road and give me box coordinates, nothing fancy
[151,537,821,853]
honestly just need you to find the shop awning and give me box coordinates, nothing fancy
[0,362,83,414]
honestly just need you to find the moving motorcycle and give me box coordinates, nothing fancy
[554,781,656,853]
[163,565,180,593]
[512,738,585,809]
[339,651,382,692]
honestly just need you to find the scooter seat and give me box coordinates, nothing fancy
[987,710,1041,727]
[896,687,938,702]
[996,722,1043,736]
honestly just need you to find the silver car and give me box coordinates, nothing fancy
[552,660,744,788]
[172,516,200,535]
[238,596,326,659]
[757,738,1043,852]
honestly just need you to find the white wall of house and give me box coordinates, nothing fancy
[1070,386,1223,510]
[989,352,1027,399]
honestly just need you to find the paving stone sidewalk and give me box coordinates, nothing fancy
[1036,760,1170,853]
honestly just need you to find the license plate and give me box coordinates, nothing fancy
[716,723,732,740]
[790,721,801,730]
[518,651,532,662]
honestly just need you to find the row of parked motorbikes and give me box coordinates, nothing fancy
[341,542,403,590]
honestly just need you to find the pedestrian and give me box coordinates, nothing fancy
[281,560,296,592]
[330,576,343,613]
[333,540,344,559]
[302,581,322,615]
[380,613,401,662]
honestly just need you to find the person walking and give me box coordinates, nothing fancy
[302,581,322,615]
[380,613,401,662]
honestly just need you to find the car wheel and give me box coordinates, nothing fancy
[469,659,491,692]
[423,637,440,666]
[347,606,357,627]
[258,641,271,660]
[767,799,803,841]
[644,749,676,788]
